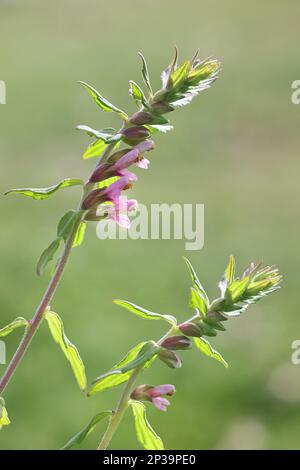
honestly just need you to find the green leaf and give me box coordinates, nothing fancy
[120,341,160,373]
[113,299,177,326]
[138,52,153,95]
[73,221,86,247]
[79,81,128,120]
[57,210,78,242]
[61,411,112,450]
[130,400,164,450]
[226,276,250,304]
[36,238,61,276]
[171,60,191,88]
[0,398,10,431]
[225,255,236,284]
[183,257,209,305]
[45,310,87,392]
[77,125,117,141]
[0,317,28,338]
[82,139,108,159]
[129,80,147,106]
[189,287,207,316]
[88,341,157,396]
[146,124,174,134]
[193,337,228,368]
[5,178,84,200]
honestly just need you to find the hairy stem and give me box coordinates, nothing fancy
[0,213,82,394]
[97,368,141,450]
[97,326,177,450]
[0,138,120,395]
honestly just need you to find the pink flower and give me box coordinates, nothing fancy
[104,197,138,228]
[151,397,170,412]
[82,176,130,210]
[131,383,175,412]
[89,140,154,183]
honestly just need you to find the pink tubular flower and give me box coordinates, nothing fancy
[131,383,175,412]
[82,176,131,210]
[89,140,154,183]
[104,197,138,228]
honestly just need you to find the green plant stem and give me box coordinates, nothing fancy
[97,368,141,450]
[0,136,121,395]
[97,326,177,450]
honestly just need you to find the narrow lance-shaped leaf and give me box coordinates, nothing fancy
[57,210,78,242]
[183,257,209,305]
[79,81,128,120]
[5,178,84,200]
[130,400,164,450]
[61,411,112,450]
[193,337,228,368]
[73,221,87,247]
[45,310,87,392]
[82,139,108,159]
[0,317,28,338]
[76,125,117,141]
[189,287,207,316]
[88,341,158,396]
[36,238,61,277]
[113,299,177,326]
[138,52,153,95]
[129,80,148,106]
[0,398,10,431]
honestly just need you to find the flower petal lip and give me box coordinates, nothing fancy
[150,384,175,397]
[152,396,170,412]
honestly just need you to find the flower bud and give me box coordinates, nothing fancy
[158,349,182,369]
[131,384,153,401]
[122,126,150,145]
[131,384,176,412]
[151,101,174,114]
[178,321,203,337]
[129,111,154,125]
[160,335,191,350]
[206,310,228,322]
[81,188,103,210]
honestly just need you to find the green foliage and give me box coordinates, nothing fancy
[36,238,61,276]
[5,178,84,200]
[183,257,209,305]
[44,310,87,392]
[0,317,28,338]
[0,398,10,431]
[82,139,108,159]
[57,210,78,242]
[88,341,159,396]
[73,221,87,247]
[193,337,228,368]
[138,52,153,96]
[61,411,112,450]
[130,400,164,450]
[129,80,148,107]
[79,81,128,120]
[113,299,177,326]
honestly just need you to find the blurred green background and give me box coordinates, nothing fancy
[0,0,299,450]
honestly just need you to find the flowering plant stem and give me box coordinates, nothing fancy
[97,326,176,450]
[0,142,118,395]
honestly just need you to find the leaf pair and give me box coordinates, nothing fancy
[62,401,163,451]
[88,341,159,396]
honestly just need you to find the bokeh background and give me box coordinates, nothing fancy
[1,0,299,450]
